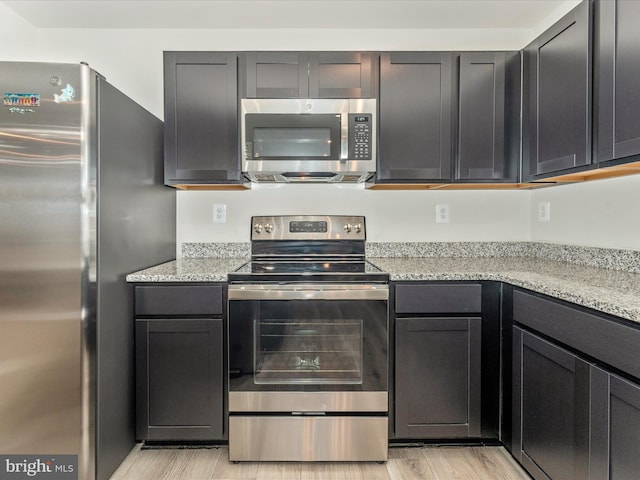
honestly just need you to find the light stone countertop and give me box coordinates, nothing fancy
[126,257,248,283]
[368,256,640,323]
[127,255,640,324]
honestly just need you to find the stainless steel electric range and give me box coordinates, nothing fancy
[227,215,389,462]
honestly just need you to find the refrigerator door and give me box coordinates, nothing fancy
[0,62,89,462]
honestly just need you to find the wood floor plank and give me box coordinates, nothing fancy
[110,446,224,480]
[472,447,531,480]
[210,451,258,480]
[110,448,181,480]
[158,448,223,480]
[420,447,461,480]
[256,462,301,480]
[387,446,423,460]
[304,462,390,480]
[108,444,531,480]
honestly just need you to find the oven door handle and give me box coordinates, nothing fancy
[228,284,388,300]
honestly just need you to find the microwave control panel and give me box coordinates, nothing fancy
[348,113,372,160]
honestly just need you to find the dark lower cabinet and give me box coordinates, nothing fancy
[393,282,489,439]
[134,284,225,441]
[395,316,481,438]
[512,327,591,480]
[591,369,640,480]
[512,289,640,480]
[594,0,640,163]
[136,318,223,441]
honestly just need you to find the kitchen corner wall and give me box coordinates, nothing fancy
[3,0,638,255]
[530,175,640,251]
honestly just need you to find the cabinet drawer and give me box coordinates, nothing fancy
[395,283,481,314]
[513,290,640,380]
[135,285,223,316]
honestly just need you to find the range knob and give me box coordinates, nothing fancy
[254,223,263,234]
[354,223,362,234]
[264,223,274,233]
[343,223,353,233]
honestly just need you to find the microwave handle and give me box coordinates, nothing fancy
[340,112,349,161]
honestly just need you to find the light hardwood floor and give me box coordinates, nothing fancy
[109,444,531,480]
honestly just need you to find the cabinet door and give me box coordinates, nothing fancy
[595,0,640,162]
[513,328,590,480]
[136,318,224,441]
[379,52,454,182]
[395,317,481,438]
[457,52,518,182]
[164,52,241,184]
[591,369,640,480]
[309,52,375,98]
[523,0,592,179]
[243,52,308,98]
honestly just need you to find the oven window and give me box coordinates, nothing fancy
[228,297,387,392]
[254,319,363,384]
[253,128,331,158]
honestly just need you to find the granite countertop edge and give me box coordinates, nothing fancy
[126,256,640,324]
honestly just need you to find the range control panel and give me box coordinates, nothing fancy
[348,113,372,160]
[251,215,366,241]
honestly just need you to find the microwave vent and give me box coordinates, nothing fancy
[250,173,281,182]
[338,174,365,183]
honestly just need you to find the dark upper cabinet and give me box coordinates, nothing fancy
[523,0,592,180]
[456,52,520,182]
[378,52,455,182]
[243,52,376,98]
[309,52,376,98]
[243,52,308,98]
[164,51,242,185]
[512,327,591,480]
[594,0,640,163]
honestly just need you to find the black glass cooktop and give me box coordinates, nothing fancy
[228,260,388,283]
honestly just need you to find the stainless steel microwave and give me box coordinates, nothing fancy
[241,98,376,183]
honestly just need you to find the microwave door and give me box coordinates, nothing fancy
[244,114,342,161]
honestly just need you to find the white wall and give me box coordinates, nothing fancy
[2,26,536,121]
[0,3,36,56]
[177,185,531,246]
[531,175,640,251]
[3,0,638,255]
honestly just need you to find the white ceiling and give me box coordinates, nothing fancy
[3,0,578,30]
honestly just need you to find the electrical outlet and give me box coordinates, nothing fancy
[538,201,551,222]
[435,204,450,224]
[213,204,226,223]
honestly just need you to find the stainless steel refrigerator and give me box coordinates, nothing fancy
[0,62,176,480]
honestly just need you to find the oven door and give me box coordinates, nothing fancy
[228,283,388,412]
